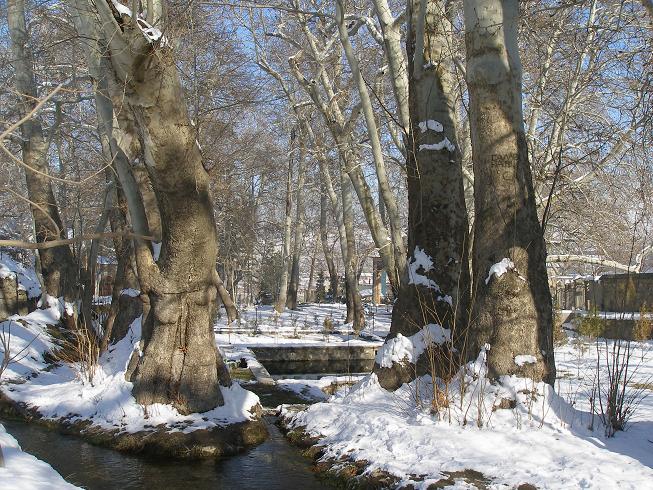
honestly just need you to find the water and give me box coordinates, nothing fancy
[1,417,329,490]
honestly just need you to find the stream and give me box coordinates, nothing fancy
[1,416,329,489]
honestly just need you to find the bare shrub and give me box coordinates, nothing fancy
[594,338,650,437]
[52,322,99,384]
[633,304,653,342]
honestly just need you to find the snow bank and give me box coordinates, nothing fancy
[0,424,78,489]
[375,323,451,368]
[2,315,261,434]
[1,298,62,380]
[276,376,364,402]
[286,342,653,489]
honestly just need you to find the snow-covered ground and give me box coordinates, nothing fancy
[1,302,260,435]
[215,303,391,347]
[0,424,78,489]
[283,337,653,489]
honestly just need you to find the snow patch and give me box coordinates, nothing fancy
[152,242,161,261]
[514,354,537,367]
[375,323,451,368]
[408,246,440,291]
[418,120,443,133]
[111,0,132,17]
[120,288,140,298]
[419,138,456,153]
[485,258,515,285]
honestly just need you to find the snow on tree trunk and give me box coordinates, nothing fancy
[463,0,555,383]
[374,0,471,391]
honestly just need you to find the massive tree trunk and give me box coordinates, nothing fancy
[85,0,230,413]
[374,0,471,391]
[8,0,77,303]
[286,139,307,310]
[463,0,555,384]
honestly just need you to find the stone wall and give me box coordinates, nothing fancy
[0,274,29,321]
[554,273,653,313]
[591,273,653,312]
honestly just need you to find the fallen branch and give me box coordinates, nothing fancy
[0,232,155,250]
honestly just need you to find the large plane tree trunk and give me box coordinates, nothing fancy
[375,0,471,390]
[463,0,555,383]
[87,0,229,413]
[8,0,77,304]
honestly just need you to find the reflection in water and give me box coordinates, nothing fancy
[2,417,328,490]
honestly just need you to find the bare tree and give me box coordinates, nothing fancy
[7,0,77,307]
[76,0,232,413]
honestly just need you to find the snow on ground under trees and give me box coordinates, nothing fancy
[0,304,260,436]
[282,337,653,489]
[2,297,653,489]
[214,303,392,347]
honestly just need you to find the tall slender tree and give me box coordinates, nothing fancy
[7,0,77,306]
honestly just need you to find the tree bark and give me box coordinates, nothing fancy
[288,51,405,296]
[320,184,338,298]
[8,0,77,303]
[463,0,555,384]
[86,0,230,413]
[216,270,238,323]
[375,0,471,390]
[335,0,408,292]
[317,152,363,328]
[340,167,365,333]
